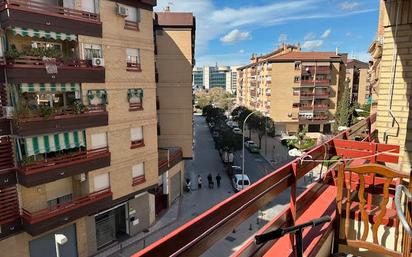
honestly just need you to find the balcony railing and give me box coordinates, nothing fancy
[299,115,329,121]
[299,104,313,110]
[125,20,139,31]
[0,137,17,188]
[2,0,100,23]
[0,185,21,239]
[3,56,105,83]
[22,188,112,235]
[158,147,183,175]
[12,105,108,137]
[133,114,379,257]
[313,104,329,110]
[127,62,142,72]
[314,92,330,98]
[301,79,330,85]
[302,66,331,74]
[18,147,111,187]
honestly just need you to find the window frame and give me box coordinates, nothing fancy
[130,126,144,149]
[132,162,145,186]
[126,48,141,72]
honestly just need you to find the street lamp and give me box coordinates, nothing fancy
[242,110,259,190]
[55,234,68,257]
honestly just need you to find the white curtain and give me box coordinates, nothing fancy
[91,133,107,149]
[94,173,110,191]
[126,6,140,22]
[81,0,97,13]
[131,127,143,141]
[132,163,144,178]
[63,0,75,9]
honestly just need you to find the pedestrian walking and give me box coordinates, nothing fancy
[216,174,221,188]
[197,175,202,189]
[207,173,214,189]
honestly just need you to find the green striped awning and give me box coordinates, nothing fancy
[11,27,77,41]
[128,88,143,99]
[24,130,85,156]
[20,83,80,93]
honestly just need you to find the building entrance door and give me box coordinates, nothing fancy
[154,185,167,216]
[95,204,128,249]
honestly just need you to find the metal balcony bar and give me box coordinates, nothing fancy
[20,147,109,175]
[2,0,100,23]
[4,56,102,70]
[22,188,112,224]
[133,114,376,257]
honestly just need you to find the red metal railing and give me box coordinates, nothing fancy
[125,20,139,31]
[22,188,112,224]
[20,147,110,175]
[2,0,100,23]
[131,139,145,149]
[5,56,103,70]
[314,104,329,109]
[16,105,107,122]
[314,92,330,97]
[299,115,329,121]
[301,79,330,85]
[0,186,20,225]
[127,62,142,72]
[302,66,331,73]
[299,104,313,110]
[133,114,377,257]
[158,148,183,171]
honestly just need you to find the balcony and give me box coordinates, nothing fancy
[0,117,10,136]
[302,66,331,74]
[0,186,21,239]
[301,79,330,86]
[0,0,102,37]
[313,104,329,110]
[1,57,105,83]
[18,147,111,187]
[299,104,313,110]
[0,137,17,188]
[22,188,112,236]
[12,105,108,137]
[158,147,183,175]
[133,114,410,257]
[299,114,329,121]
[314,92,330,99]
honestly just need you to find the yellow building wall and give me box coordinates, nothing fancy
[156,28,193,158]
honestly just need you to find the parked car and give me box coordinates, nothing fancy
[245,140,259,153]
[232,127,242,135]
[227,165,242,177]
[232,174,251,192]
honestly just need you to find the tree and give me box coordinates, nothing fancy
[336,84,352,128]
[195,88,235,111]
[247,113,274,148]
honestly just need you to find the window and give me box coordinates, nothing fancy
[132,163,145,186]
[31,41,62,51]
[94,173,110,192]
[131,126,144,148]
[91,133,107,150]
[81,0,99,13]
[47,193,73,209]
[128,88,143,111]
[83,44,102,60]
[126,48,141,71]
[293,88,300,96]
[294,61,301,70]
[294,76,301,83]
[87,90,107,105]
[125,6,140,30]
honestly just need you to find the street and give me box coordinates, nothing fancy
[110,115,304,257]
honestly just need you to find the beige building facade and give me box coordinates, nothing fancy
[237,46,346,134]
[346,59,370,106]
[0,1,194,257]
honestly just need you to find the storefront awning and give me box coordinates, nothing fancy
[11,27,77,41]
[20,83,80,93]
[24,130,85,156]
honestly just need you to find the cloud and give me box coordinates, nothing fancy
[278,34,288,43]
[154,0,376,63]
[302,40,324,50]
[339,1,360,11]
[239,49,245,54]
[321,28,331,39]
[220,29,252,44]
[304,32,317,41]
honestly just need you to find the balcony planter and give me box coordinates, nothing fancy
[22,188,112,236]
[12,106,108,137]
[18,147,111,187]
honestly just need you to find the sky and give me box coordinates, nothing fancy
[154,0,379,67]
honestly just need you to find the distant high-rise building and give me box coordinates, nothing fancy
[193,65,239,94]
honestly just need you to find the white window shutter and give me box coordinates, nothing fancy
[131,127,143,141]
[132,163,144,178]
[91,133,107,149]
[126,6,138,22]
[94,173,110,191]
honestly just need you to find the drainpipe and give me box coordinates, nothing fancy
[383,0,401,144]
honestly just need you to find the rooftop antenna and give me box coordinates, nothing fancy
[335,47,339,55]
[164,1,174,12]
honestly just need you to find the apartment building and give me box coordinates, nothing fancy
[154,11,195,209]
[346,59,370,105]
[237,45,346,134]
[192,65,239,93]
[0,1,193,257]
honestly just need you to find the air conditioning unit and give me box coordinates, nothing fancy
[2,106,14,118]
[117,5,129,17]
[75,173,86,182]
[92,58,104,67]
